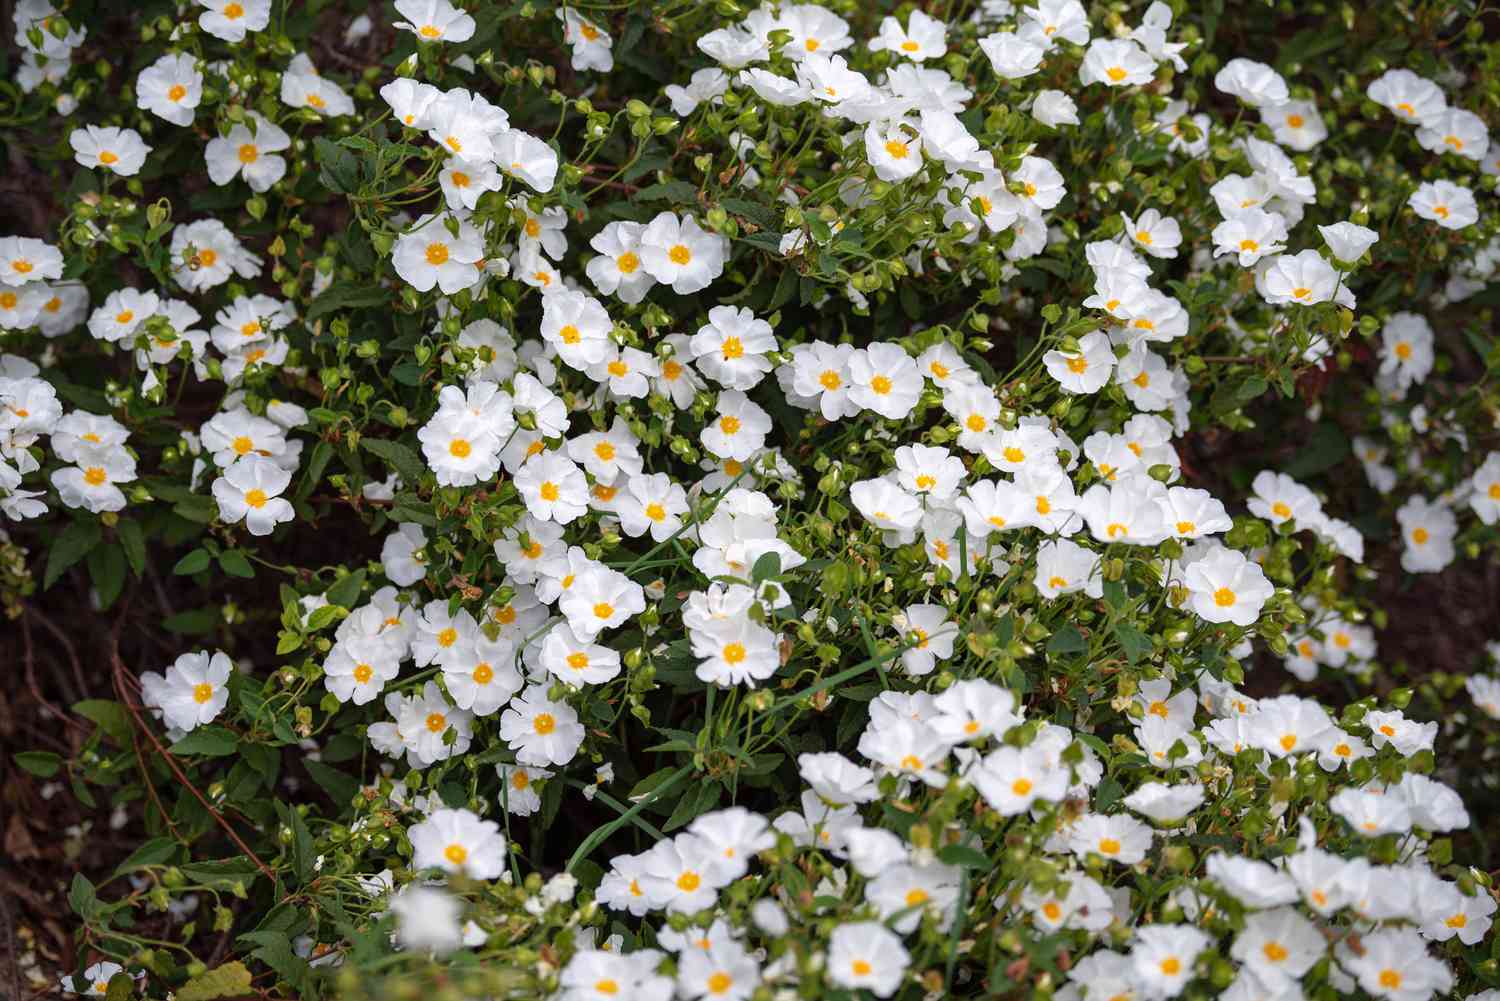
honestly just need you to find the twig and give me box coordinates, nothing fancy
[107,615,278,885]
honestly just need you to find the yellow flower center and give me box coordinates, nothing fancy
[1106,66,1127,82]
[1412,527,1429,544]
[449,438,471,458]
[1012,778,1033,795]
[566,652,590,670]
[1159,957,1180,975]
[425,243,450,266]
[237,143,259,164]
[168,84,187,102]
[438,627,458,647]
[707,972,733,994]
[719,415,741,435]
[1279,734,1297,751]
[594,440,617,461]
[99,150,120,165]
[1042,901,1062,921]
[1291,286,1312,300]
[540,481,560,502]
[193,682,214,704]
[852,959,872,976]
[1213,587,1236,607]
[1379,971,1402,989]
[616,251,640,274]
[900,40,919,52]
[1286,114,1304,128]
[668,244,692,265]
[676,870,701,891]
[306,93,327,110]
[1098,837,1120,855]
[533,712,555,734]
[83,467,107,486]
[353,663,373,684]
[723,643,746,664]
[904,888,929,907]
[244,488,268,509]
[425,712,446,732]
[1271,501,1291,519]
[1263,942,1288,962]
[444,843,468,865]
[420,24,442,38]
[472,662,493,684]
[224,1,245,17]
[819,369,842,390]
[885,140,910,159]
[870,374,893,395]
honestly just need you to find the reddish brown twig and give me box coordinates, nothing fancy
[107,615,277,885]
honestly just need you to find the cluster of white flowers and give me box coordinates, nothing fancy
[13,0,1500,999]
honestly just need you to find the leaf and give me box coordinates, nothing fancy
[306,282,389,322]
[88,544,127,609]
[1208,373,1269,416]
[1045,624,1088,657]
[635,180,699,203]
[44,519,101,589]
[361,437,425,485]
[178,857,263,891]
[237,931,308,991]
[113,836,178,876]
[1113,623,1152,665]
[163,607,218,635]
[937,844,992,869]
[169,726,239,757]
[305,758,360,806]
[13,750,62,777]
[1281,422,1349,478]
[176,962,253,1001]
[325,569,366,609]
[217,550,255,579]
[274,800,315,886]
[750,551,781,583]
[116,519,146,576]
[73,700,130,742]
[314,137,360,194]
[173,548,212,575]
[68,873,98,919]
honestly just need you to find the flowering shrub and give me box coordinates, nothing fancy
[8,0,1500,999]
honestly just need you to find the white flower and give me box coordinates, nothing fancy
[212,455,294,536]
[143,650,233,732]
[1215,58,1288,107]
[690,306,776,389]
[1183,544,1273,626]
[1409,180,1478,230]
[69,125,151,176]
[827,922,909,998]
[410,807,506,879]
[137,52,203,126]
[389,885,464,955]
[499,684,584,765]
[640,212,728,294]
[1079,38,1155,87]
[394,0,476,43]
[392,213,486,294]
[198,0,271,42]
[515,451,589,524]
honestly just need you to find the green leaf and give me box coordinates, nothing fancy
[750,550,781,583]
[217,550,255,579]
[274,800,315,885]
[176,962,254,1001]
[361,437,425,485]
[163,607,219,635]
[305,758,360,806]
[237,931,308,991]
[1281,422,1349,478]
[173,548,212,575]
[73,699,131,742]
[937,844,992,869]
[1045,624,1088,657]
[1113,623,1152,665]
[306,282,389,322]
[105,972,134,1001]
[13,750,62,777]
[44,519,101,589]
[68,873,98,919]
[87,543,127,609]
[113,836,179,876]
[116,518,146,576]
[178,856,263,891]
[325,569,366,609]
[169,726,239,757]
